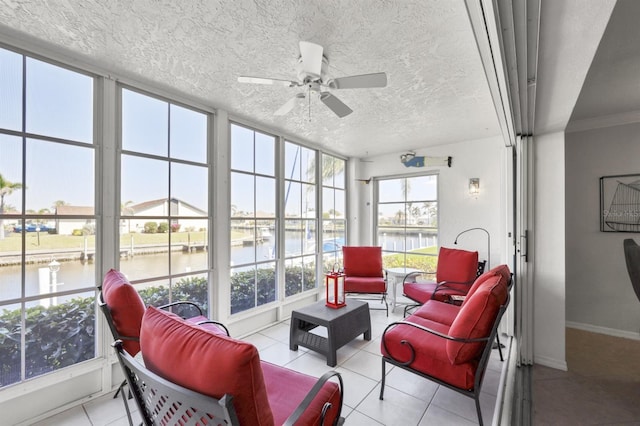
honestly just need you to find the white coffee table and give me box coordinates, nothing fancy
[385,267,421,313]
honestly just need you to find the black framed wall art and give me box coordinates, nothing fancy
[600,173,640,232]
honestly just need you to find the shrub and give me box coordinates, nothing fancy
[0,296,96,387]
[170,223,181,233]
[143,222,158,233]
[82,223,96,235]
[0,276,211,388]
[157,222,169,233]
[138,276,209,317]
[229,266,316,314]
[71,229,83,236]
[229,269,274,314]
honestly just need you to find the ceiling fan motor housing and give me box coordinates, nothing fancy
[297,55,329,85]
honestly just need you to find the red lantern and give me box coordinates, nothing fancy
[325,268,346,309]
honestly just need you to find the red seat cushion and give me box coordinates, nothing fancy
[344,276,386,293]
[435,247,479,283]
[380,316,478,390]
[447,275,508,364]
[141,306,274,426]
[413,300,460,325]
[261,361,341,426]
[342,246,384,277]
[403,281,437,304]
[101,269,145,355]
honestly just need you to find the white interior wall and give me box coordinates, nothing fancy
[352,136,508,266]
[533,132,567,370]
[565,121,640,338]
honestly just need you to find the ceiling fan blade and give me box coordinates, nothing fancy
[274,97,297,116]
[299,41,323,78]
[320,92,353,118]
[238,76,297,87]
[275,93,305,116]
[330,72,388,89]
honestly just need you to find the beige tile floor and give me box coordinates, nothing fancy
[30,302,506,426]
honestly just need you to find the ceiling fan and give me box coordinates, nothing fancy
[238,41,387,118]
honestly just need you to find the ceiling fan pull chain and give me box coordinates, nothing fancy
[308,86,312,121]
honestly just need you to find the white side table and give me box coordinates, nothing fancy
[385,267,421,313]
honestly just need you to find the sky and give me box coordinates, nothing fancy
[0,47,207,214]
[0,47,346,219]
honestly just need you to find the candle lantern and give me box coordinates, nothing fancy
[325,267,346,309]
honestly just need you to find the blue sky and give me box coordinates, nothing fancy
[0,47,208,213]
[1,47,346,218]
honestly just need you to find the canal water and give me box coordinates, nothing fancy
[0,233,436,302]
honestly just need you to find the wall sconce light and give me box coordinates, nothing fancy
[469,178,480,195]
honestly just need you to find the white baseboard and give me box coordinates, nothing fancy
[566,321,640,341]
[534,355,567,371]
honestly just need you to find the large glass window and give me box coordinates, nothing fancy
[321,154,346,270]
[230,124,276,314]
[284,141,317,297]
[119,87,209,312]
[376,174,438,271]
[0,48,96,387]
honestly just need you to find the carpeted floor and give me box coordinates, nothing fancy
[532,327,640,425]
[566,327,640,381]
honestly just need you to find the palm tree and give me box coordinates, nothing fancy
[0,173,23,240]
[302,153,346,186]
[52,200,67,212]
[401,178,412,199]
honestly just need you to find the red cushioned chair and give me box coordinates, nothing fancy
[114,306,344,426]
[98,269,229,424]
[342,246,388,316]
[402,246,484,315]
[412,264,513,361]
[380,265,511,426]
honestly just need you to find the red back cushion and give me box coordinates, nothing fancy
[463,264,511,306]
[101,269,145,355]
[140,306,274,426]
[446,275,508,364]
[342,246,384,277]
[435,247,479,283]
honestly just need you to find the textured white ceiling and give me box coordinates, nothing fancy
[571,0,640,123]
[0,0,501,157]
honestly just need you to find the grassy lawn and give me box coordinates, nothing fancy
[383,246,439,271]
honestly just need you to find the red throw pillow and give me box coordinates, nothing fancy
[140,306,274,426]
[101,269,145,355]
[435,247,479,284]
[342,246,384,277]
[446,275,507,364]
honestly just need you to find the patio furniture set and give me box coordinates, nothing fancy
[99,245,510,426]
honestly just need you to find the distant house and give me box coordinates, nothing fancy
[123,198,208,233]
[54,205,95,235]
[55,199,207,235]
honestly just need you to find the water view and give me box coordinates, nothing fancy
[0,232,437,302]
